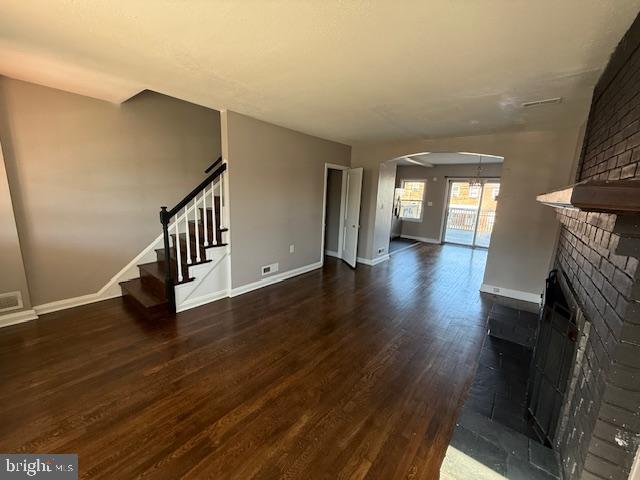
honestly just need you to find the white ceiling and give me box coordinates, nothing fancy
[394,152,504,167]
[1,1,639,144]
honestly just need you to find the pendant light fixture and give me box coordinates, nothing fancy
[470,155,483,187]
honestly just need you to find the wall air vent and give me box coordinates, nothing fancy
[521,97,563,108]
[0,291,23,313]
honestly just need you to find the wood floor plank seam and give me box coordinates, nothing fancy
[0,244,490,480]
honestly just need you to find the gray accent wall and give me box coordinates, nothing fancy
[0,77,221,306]
[224,111,351,289]
[395,163,503,242]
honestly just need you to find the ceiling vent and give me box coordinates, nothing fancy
[521,97,563,108]
[0,291,23,313]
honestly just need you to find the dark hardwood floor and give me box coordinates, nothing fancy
[0,244,491,479]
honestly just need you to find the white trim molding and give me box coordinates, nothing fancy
[34,292,122,315]
[389,241,422,255]
[480,283,542,305]
[31,205,204,315]
[0,309,38,328]
[176,290,229,313]
[230,261,322,297]
[324,249,341,258]
[400,235,441,244]
[356,254,389,266]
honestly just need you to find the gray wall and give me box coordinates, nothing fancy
[0,77,221,305]
[0,139,31,311]
[324,169,342,253]
[351,128,583,298]
[395,163,503,242]
[224,111,351,289]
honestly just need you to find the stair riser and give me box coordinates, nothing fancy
[155,249,212,282]
[155,252,189,277]
[198,205,223,226]
[140,269,166,298]
[187,222,225,246]
[170,235,207,261]
[122,294,169,320]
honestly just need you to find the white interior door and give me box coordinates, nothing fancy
[342,168,363,268]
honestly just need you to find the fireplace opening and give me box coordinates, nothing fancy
[527,270,579,447]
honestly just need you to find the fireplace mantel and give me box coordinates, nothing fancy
[537,179,640,214]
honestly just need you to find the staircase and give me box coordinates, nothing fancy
[119,157,228,319]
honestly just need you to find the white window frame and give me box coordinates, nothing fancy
[399,179,426,223]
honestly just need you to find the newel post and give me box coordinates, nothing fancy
[160,207,176,313]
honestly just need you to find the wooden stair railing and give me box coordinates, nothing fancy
[120,160,228,318]
[204,156,223,174]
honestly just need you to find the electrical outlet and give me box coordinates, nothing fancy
[493,287,500,293]
[427,201,433,207]
[261,262,279,276]
[290,244,295,254]
[378,247,385,254]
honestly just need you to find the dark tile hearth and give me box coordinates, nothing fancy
[488,303,539,348]
[469,334,535,439]
[442,409,561,480]
[441,304,562,479]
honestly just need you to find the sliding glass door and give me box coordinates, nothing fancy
[443,179,500,248]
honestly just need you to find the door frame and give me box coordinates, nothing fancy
[320,163,349,265]
[441,177,500,248]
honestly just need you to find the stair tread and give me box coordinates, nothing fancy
[170,232,227,248]
[157,249,212,262]
[139,261,168,280]
[205,243,228,249]
[139,261,196,284]
[120,278,167,308]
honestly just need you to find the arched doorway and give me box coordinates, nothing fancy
[382,151,504,253]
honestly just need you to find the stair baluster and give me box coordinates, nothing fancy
[221,170,228,228]
[203,185,209,247]
[211,180,217,245]
[194,195,201,262]
[175,211,183,282]
[185,203,192,265]
[124,162,227,315]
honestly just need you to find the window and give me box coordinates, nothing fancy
[452,185,460,196]
[399,180,426,221]
[469,185,481,198]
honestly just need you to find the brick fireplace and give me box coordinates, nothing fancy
[542,13,640,480]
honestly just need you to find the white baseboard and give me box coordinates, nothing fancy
[176,289,229,313]
[389,241,422,255]
[400,235,441,244]
[0,309,39,328]
[34,292,122,315]
[480,284,541,305]
[356,254,389,266]
[31,207,202,316]
[324,249,341,259]
[230,261,323,297]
